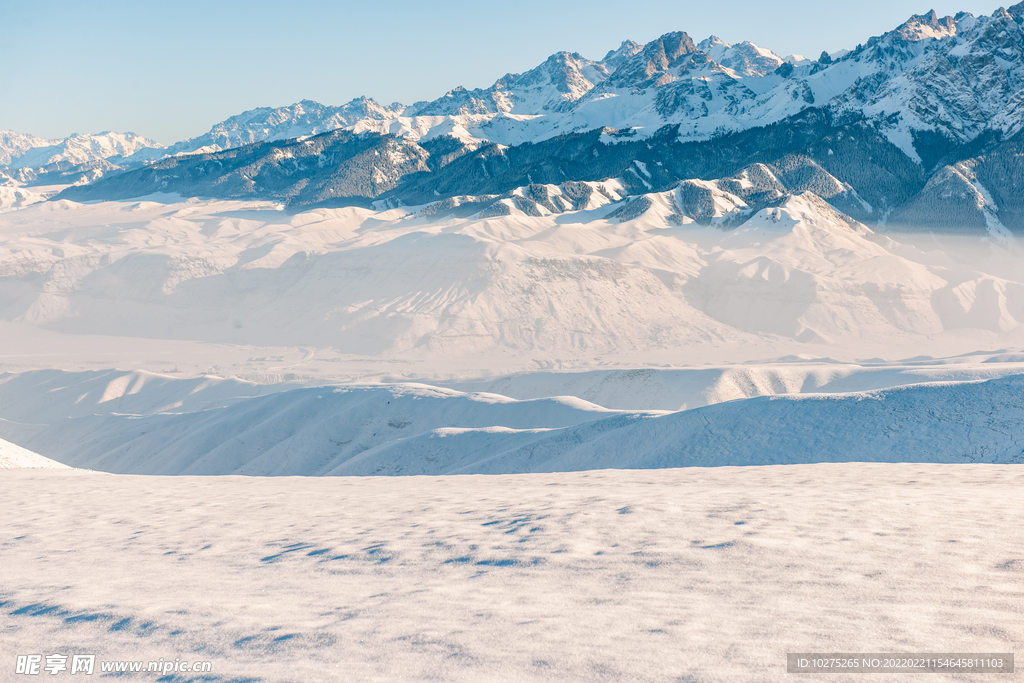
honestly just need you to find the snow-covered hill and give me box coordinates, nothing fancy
[0,437,68,469]
[4,186,1024,472]
[2,367,1023,475]
[3,189,1024,360]
[0,185,52,210]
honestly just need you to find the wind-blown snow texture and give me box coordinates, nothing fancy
[3,465,1021,681]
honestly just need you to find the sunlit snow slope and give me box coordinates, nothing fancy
[0,437,67,469]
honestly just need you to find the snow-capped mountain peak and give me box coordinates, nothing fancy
[0,130,162,170]
[160,97,405,157]
[895,9,958,41]
[516,51,610,104]
[407,50,612,118]
[0,131,51,167]
[698,36,784,77]
[605,31,699,89]
[601,39,644,70]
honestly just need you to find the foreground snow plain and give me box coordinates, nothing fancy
[3,465,1021,682]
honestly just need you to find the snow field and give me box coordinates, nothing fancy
[2,465,1021,682]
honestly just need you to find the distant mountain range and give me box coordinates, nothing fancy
[3,4,1024,235]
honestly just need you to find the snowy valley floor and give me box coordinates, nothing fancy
[2,465,1022,682]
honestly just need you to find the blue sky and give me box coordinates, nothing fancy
[0,0,1006,143]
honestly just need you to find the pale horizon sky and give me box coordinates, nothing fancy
[0,0,1009,144]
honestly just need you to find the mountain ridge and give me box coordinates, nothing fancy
[6,4,1024,235]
